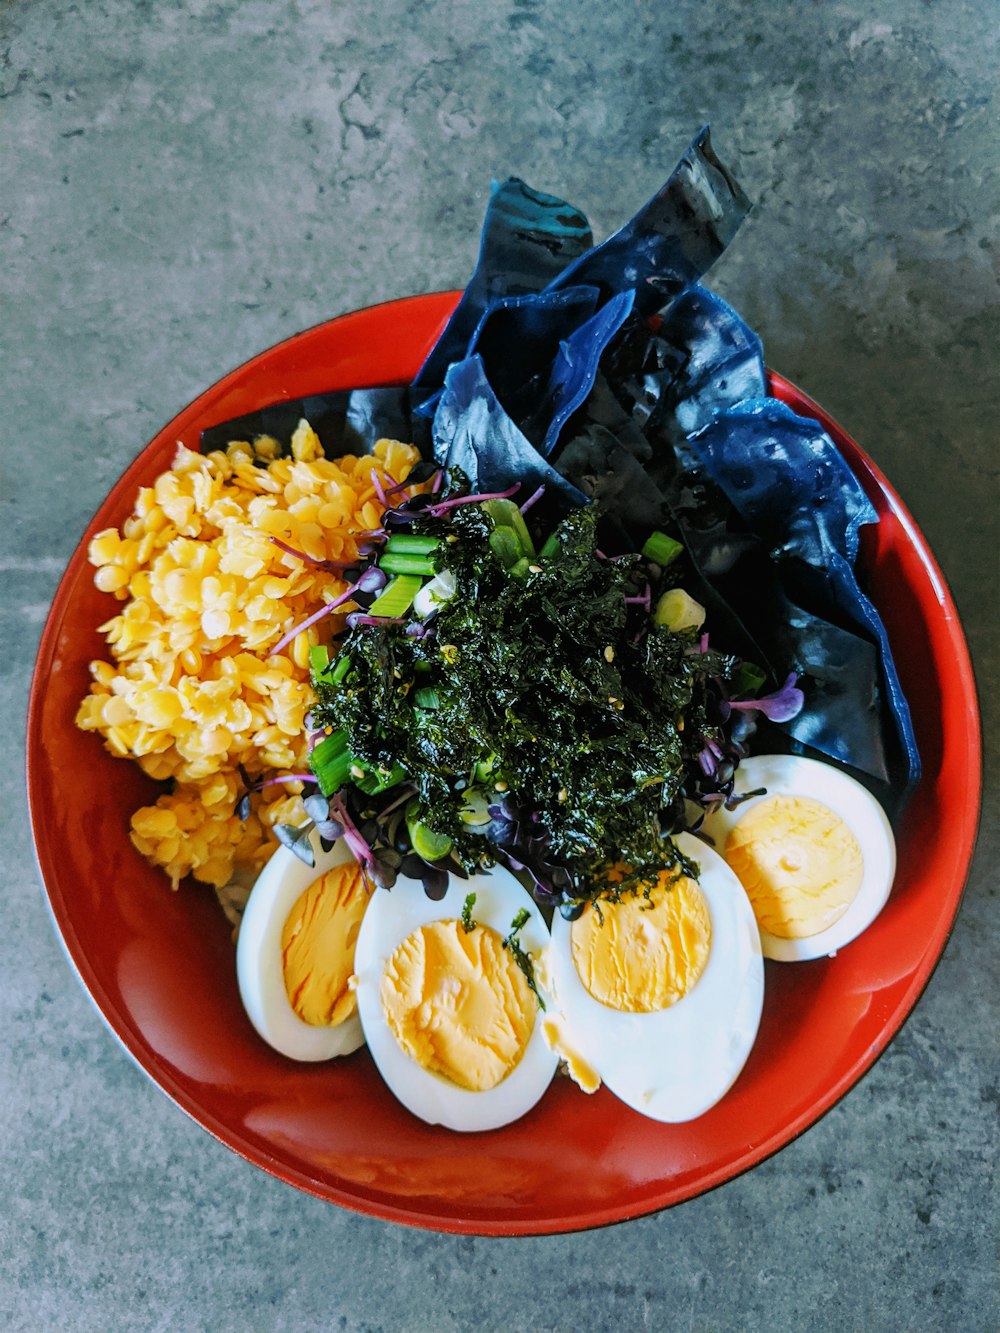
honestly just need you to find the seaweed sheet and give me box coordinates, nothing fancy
[199,126,920,806]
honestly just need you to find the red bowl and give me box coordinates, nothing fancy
[27,292,981,1235]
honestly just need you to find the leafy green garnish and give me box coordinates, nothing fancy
[310,496,736,901]
[461,892,477,933]
[503,909,544,1010]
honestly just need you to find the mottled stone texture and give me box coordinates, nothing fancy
[2,1,996,1329]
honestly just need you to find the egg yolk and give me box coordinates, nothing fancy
[380,919,536,1092]
[723,794,864,939]
[281,861,369,1027]
[570,871,712,1012]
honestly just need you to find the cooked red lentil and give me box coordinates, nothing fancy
[76,423,421,893]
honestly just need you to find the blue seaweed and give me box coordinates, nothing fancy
[198,128,919,803]
[414,178,593,388]
[199,386,435,460]
[431,355,587,513]
[466,286,602,441]
[546,126,752,315]
[682,400,919,787]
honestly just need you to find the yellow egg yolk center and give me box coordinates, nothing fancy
[723,794,864,939]
[281,861,369,1026]
[570,871,712,1013]
[380,919,536,1092]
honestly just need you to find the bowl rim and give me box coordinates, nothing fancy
[27,293,983,1235]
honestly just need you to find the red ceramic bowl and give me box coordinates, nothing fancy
[27,293,981,1235]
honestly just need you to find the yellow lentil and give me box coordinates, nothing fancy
[76,428,422,891]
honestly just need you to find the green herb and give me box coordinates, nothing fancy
[503,909,545,1010]
[461,892,477,933]
[366,573,423,618]
[310,496,736,901]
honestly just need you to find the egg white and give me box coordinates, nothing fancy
[700,754,897,962]
[236,833,367,1060]
[354,867,558,1132]
[547,833,764,1123]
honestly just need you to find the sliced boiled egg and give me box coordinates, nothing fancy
[546,833,764,1123]
[700,754,896,961]
[353,867,558,1132]
[236,833,369,1060]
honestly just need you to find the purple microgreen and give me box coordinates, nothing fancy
[274,823,316,867]
[268,536,356,572]
[519,483,545,515]
[377,784,419,820]
[354,566,388,595]
[272,584,359,656]
[425,482,520,518]
[421,864,450,900]
[370,850,400,890]
[381,474,411,499]
[400,851,426,880]
[328,793,376,870]
[405,621,436,641]
[728,672,805,723]
[236,772,316,820]
[369,468,390,509]
[345,612,407,629]
[624,582,651,613]
[725,784,767,810]
[316,818,345,844]
[303,793,331,824]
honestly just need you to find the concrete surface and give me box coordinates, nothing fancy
[2,1,996,1329]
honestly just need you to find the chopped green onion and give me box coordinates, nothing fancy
[654,588,707,631]
[733,661,768,695]
[538,532,561,560]
[413,686,440,710]
[458,790,492,827]
[366,573,423,618]
[508,556,531,579]
[309,644,330,674]
[641,531,684,567]
[378,552,438,577]
[488,526,523,570]
[412,569,457,619]
[309,730,353,796]
[355,761,407,795]
[405,799,453,861]
[482,497,536,559]
[385,533,439,556]
[330,654,353,685]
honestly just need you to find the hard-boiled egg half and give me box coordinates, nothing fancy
[700,754,896,962]
[353,866,558,1132]
[545,833,764,1123]
[237,833,369,1060]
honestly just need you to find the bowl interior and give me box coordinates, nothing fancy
[27,294,981,1235]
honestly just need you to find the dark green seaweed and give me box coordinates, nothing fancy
[200,127,919,803]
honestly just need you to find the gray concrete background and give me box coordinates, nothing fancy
[3,1,997,1329]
